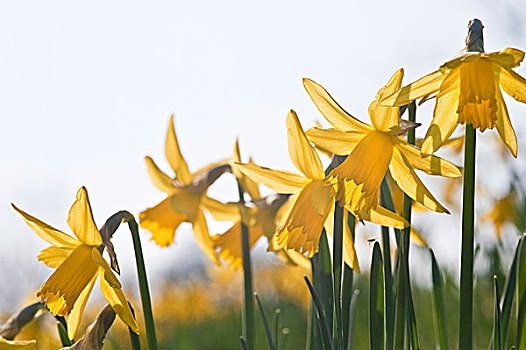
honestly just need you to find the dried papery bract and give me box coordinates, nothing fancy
[61,305,115,350]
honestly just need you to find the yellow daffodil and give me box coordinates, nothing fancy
[381,48,526,157]
[139,116,238,265]
[482,188,518,240]
[233,110,338,257]
[0,338,35,349]
[303,69,462,223]
[12,187,138,340]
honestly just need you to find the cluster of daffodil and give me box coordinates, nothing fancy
[5,18,526,350]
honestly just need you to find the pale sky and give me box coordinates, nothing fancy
[1,0,525,310]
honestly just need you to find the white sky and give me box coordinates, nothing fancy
[0,0,525,311]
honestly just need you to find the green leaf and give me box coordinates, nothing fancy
[516,235,526,349]
[430,249,448,350]
[501,236,521,344]
[254,293,276,350]
[370,242,384,350]
[347,290,360,350]
[305,275,334,350]
[494,276,502,350]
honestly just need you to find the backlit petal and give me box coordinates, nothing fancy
[303,78,372,133]
[381,70,445,107]
[144,156,175,194]
[67,187,102,246]
[232,140,261,199]
[99,270,139,334]
[389,149,448,213]
[343,210,360,273]
[498,67,526,103]
[165,115,192,184]
[306,127,366,156]
[38,246,74,268]
[213,222,263,270]
[394,140,461,177]
[495,88,518,157]
[355,206,408,229]
[192,210,220,265]
[0,338,36,348]
[201,196,241,221]
[232,163,310,194]
[286,110,324,179]
[66,274,97,340]
[487,48,525,69]
[369,68,403,133]
[12,204,79,249]
[139,197,188,247]
[91,248,121,289]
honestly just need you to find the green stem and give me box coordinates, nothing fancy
[459,124,476,350]
[333,203,344,349]
[127,217,158,350]
[237,181,256,350]
[380,181,394,349]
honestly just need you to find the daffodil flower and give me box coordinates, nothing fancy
[303,69,462,223]
[12,187,139,340]
[233,110,338,257]
[381,48,526,157]
[0,337,35,349]
[139,116,238,265]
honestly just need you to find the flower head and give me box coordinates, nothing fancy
[12,187,138,340]
[139,116,237,265]
[381,48,526,157]
[303,69,462,222]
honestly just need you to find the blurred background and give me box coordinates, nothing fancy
[1,0,525,348]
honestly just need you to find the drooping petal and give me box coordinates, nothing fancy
[306,127,366,156]
[38,244,99,316]
[201,196,241,221]
[212,222,263,270]
[342,210,360,273]
[421,89,461,156]
[165,115,192,185]
[37,246,74,268]
[497,66,526,103]
[232,163,311,194]
[410,228,428,247]
[0,338,36,348]
[388,149,448,213]
[99,269,139,334]
[354,206,409,229]
[192,210,220,266]
[286,110,324,180]
[487,48,525,69]
[91,248,121,289]
[139,197,188,247]
[303,78,372,133]
[394,139,462,177]
[380,70,445,107]
[66,274,97,340]
[495,87,518,157]
[232,140,261,199]
[67,187,102,246]
[12,204,79,249]
[369,68,404,133]
[144,156,175,194]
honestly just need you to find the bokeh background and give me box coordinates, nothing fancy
[1,0,525,348]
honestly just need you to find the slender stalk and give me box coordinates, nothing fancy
[127,217,158,350]
[237,180,256,350]
[380,180,394,349]
[333,203,344,349]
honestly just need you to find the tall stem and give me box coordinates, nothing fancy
[333,204,344,349]
[237,179,256,350]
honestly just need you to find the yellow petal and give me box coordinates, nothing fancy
[388,149,448,213]
[213,222,263,270]
[201,196,241,221]
[232,140,262,199]
[67,187,102,246]
[306,127,365,156]
[369,69,403,133]
[66,274,97,340]
[394,140,461,177]
[421,89,460,156]
[498,66,526,104]
[144,156,175,194]
[487,48,525,69]
[165,115,192,185]
[38,246,74,268]
[343,210,360,273]
[232,163,310,194]
[12,204,79,249]
[380,70,445,107]
[0,338,36,349]
[99,269,139,334]
[303,78,372,133]
[286,110,324,179]
[38,244,99,316]
[192,210,220,266]
[310,179,336,216]
[91,248,121,289]
[410,228,428,247]
[276,249,311,270]
[355,206,409,229]
[495,88,518,157]
[139,197,187,247]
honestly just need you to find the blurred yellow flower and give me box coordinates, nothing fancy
[233,110,337,257]
[12,187,138,340]
[0,338,35,349]
[304,69,461,224]
[139,116,238,265]
[381,48,526,157]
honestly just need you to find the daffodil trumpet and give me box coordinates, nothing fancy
[12,187,139,341]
